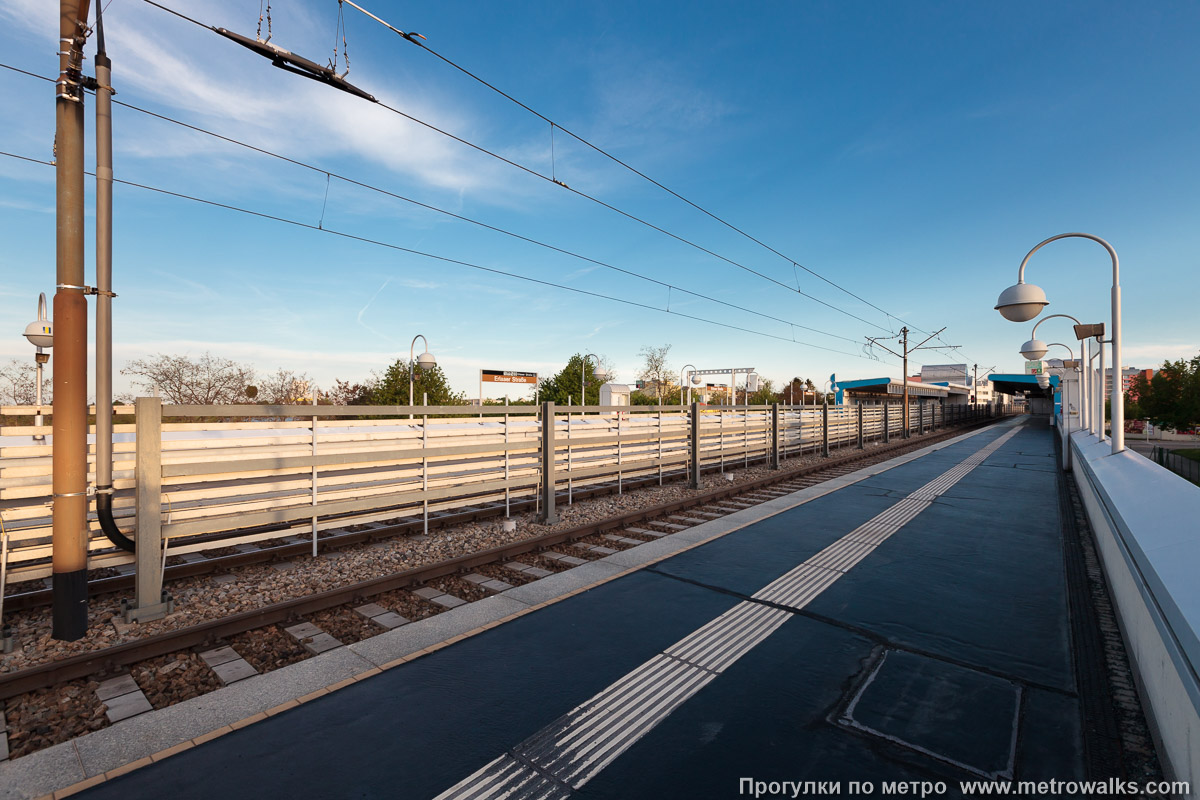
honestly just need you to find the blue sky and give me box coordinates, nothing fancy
[2,0,1198,400]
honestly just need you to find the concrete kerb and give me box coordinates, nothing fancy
[0,739,83,800]
[499,561,625,607]
[6,419,1015,800]
[349,594,530,667]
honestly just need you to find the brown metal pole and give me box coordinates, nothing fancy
[53,0,92,641]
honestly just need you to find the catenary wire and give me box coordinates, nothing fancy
[0,56,970,362]
[343,0,932,335]
[156,0,985,363]
[107,98,864,346]
[0,59,860,347]
[343,3,979,361]
[0,148,880,361]
[136,0,895,333]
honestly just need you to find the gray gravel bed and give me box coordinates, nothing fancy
[431,575,491,604]
[474,563,536,586]
[372,589,444,622]
[229,624,309,674]
[130,652,221,710]
[306,606,378,645]
[3,678,106,759]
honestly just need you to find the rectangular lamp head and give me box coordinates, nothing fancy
[1073,322,1105,340]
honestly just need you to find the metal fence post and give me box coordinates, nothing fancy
[919,402,925,435]
[128,396,168,622]
[822,401,830,457]
[883,402,890,443]
[771,403,780,469]
[857,403,864,449]
[540,401,558,523]
[689,402,701,489]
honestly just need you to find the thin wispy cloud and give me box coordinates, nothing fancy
[1122,342,1199,364]
[0,196,53,215]
[1,0,550,204]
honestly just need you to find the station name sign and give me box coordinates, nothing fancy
[481,369,538,385]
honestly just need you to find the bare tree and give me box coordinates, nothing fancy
[636,344,673,404]
[121,353,256,404]
[258,368,314,404]
[325,378,373,405]
[0,358,49,406]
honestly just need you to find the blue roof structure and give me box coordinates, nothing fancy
[988,373,1059,397]
[833,377,957,404]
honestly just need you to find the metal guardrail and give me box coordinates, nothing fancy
[0,400,1009,589]
[1152,446,1200,485]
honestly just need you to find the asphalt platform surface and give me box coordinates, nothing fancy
[76,420,1086,799]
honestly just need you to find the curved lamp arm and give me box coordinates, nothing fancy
[408,334,431,419]
[409,334,429,362]
[1016,232,1123,453]
[1045,342,1075,360]
[1018,233,1119,286]
[1031,313,1082,339]
[679,364,697,406]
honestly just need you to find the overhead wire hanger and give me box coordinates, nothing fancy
[256,0,272,44]
[550,123,567,188]
[330,0,350,78]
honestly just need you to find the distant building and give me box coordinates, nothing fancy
[1105,367,1144,395]
[1041,361,1148,398]
[920,364,968,386]
[1125,369,1156,400]
[973,379,996,404]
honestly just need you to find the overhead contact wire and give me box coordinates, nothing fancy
[0,149,875,360]
[344,2,913,329]
[0,61,859,346]
[134,1,892,333]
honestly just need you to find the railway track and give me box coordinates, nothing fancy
[0,417,1004,759]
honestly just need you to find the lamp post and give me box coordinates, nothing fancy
[679,364,699,407]
[995,233,1123,454]
[409,334,435,420]
[1044,342,1075,412]
[582,353,598,411]
[1017,312,1091,434]
[23,293,54,442]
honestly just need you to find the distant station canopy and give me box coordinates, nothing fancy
[988,373,1059,398]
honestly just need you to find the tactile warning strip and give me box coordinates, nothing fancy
[435,425,1025,798]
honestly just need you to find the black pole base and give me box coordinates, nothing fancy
[52,568,89,641]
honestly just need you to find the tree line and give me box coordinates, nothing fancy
[1,346,832,409]
[1123,351,1200,433]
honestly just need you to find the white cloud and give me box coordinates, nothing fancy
[1,0,543,205]
[1120,342,1198,365]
